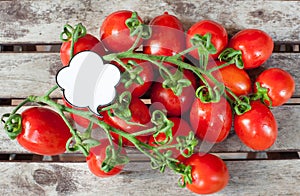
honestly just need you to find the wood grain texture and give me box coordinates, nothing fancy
[0,53,62,98]
[1,0,300,44]
[0,160,299,196]
[1,105,299,154]
[0,52,299,98]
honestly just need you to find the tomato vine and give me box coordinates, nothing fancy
[1,10,295,195]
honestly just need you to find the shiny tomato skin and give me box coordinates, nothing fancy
[150,65,197,117]
[189,97,232,143]
[62,98,98,129]
[143,12,185,57]
[255,68,295,106]
[183,153,229,194]
[101,97,152,146]
[209,61,252,97]
[114,58,154,97]
[186,20,228,59]
[229,29,274,69]
[86,138,126,177]
[100,10,143,52]
[150,81,195,117]
[234,101,278,150]
[148,11,184,30]
[60,34,106,66]
[17,107,71,156]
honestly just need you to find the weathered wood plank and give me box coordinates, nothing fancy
[1,0,300,44]
[0,53,62,98]
[0,160,299,195]
[0,52,299,98]
[1,105,299,154]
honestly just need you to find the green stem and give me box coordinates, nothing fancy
[113,58,132,72]
[208,61,233,73]
[11,98,31,115]
[224,87,240,104]
[155,144,178,150]
[128,26,143,52]
[44,85,59,97]
[173,44,202,59]
[30,94,158,159]
[109,126,158,161]
[130,126,157,137]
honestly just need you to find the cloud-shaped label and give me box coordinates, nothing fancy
[56,51,120,115]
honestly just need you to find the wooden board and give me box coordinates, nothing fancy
[0,53,61,98]
[0,160,299,195]
[1,105,299,154]
[0,52,299,98]
[1,1,299,195]
[1,0,300,44]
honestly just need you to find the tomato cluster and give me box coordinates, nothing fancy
[2,10,295,195]
[60,10,293,194]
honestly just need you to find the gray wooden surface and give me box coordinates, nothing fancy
[0,160,299,196]
[1,0,300,195]
[1,0,300,44]
[0,53,299,98]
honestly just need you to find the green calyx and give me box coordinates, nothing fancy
[101,144,129,173]
[151,110,174,145]
[160,68,191,96]
[218,48,244,69]
[60,23,87,59]
[66,136,100,157]
[121,60,144,89]
[107,91,132,122]
[176,131,198,158]
[233,95,252,115]
[1,113,22,140]
[191,33,217,55]
[66,123,101,157]
[125,12,151,39]
[196,85,221,103]
[177,164,193,188]
[251,82,272,107]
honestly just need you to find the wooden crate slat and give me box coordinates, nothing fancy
[0,160,299,195]
[0,53,61,98]
[1,105,299,154]
[0,52,299,98]
[1,0,300,44]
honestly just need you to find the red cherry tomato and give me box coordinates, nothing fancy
[183,153,229,194]
[234,100,278,150]
[189,97,232,143]
[208,61,252,97]
[148,117,192,159]
[186,20,228,59]
[86,138,126,177]
[255,68,295,106]
[114,58,154,97]
[60,34,106,66]
[101,97,152,146]
[150,69,196,117]
[17,107,71,156]
[62,98,98,129]
[100,10,143,52]
[229,29,274,69]
[143,12,185,57]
